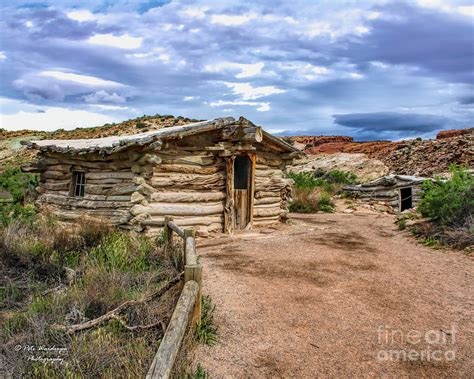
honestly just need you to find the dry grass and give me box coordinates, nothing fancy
[0,214,184,378]
[289,187,335,213]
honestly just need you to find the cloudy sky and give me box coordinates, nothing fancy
[0,0,473,140]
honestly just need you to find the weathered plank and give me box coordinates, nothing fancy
[146,281,199,379]
[131,202,224,217]
[150,191,225,203]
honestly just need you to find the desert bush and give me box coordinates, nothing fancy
[324,170,358,185]
[418,165,473,227]
[0,167,38,203]
[0,214,112,280]
[86,231,157,273]
[194,295,217,346]
[288,171,346,213]
[0,167,38,226]
[1,221,182,378]
[185,364,209,379]
[288,172,324,189]
[288,187,335,213]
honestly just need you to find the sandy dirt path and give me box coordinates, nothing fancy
[192,211,473,378]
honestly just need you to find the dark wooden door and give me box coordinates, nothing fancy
[233,155,251,229]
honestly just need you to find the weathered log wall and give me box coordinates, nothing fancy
[253,151,292,227]
[36,153,136,226]
[131,148,226,237]
[345,182,424,211]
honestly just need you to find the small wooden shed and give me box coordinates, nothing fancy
[343,174,429,212]
[23,117,302,237]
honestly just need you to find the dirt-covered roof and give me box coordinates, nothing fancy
[22,117,301,156]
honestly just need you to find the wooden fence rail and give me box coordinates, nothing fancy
[147,217,202,379]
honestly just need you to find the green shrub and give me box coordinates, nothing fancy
[317,192,335,213]
[288,172,339,213]
[0,167,38,203]
[0,203,37,227]
[186,364,208,379]
[195,295,217,346]
[418,165,473,226]
[325,170,358,185]
[86,231,157,273]
[288,172,324,189]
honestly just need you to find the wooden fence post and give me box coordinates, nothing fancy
[184,263,202,326]
[183,229,196,266]
[183,228,201,325]
[164,216,173,257]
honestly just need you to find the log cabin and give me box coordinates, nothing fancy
[22,117,303,237]
[343,174,430,213]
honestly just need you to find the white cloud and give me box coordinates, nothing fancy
[349,72,364,79]
[211,13,256,26]
[0,51,6,60]
[0,104,121,131]
[355,25,370,35]
[417,0,474,17]
[458,5,474,16]
[67,9,97,22]
[25,20,33,28]
[39,71,123,87]
[183,96,198,101]
[182,6,209,19]
[88,33,143,49]
[209,99,271,112]
[83,90,126,103]
[126,47,171,63]
[224,82,285,100]
[205,62,264,78]
[371,61,389,69]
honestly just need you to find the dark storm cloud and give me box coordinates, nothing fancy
[333,112,452,135]
[458,95,474,105]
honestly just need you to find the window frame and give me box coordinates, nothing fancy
[70,171,86,198]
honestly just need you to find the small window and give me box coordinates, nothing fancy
[71,171,86,197]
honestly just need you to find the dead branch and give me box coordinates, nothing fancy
[111,315,167,333]
[53,273,183,334]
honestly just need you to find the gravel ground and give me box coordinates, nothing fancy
[193,210,473,378]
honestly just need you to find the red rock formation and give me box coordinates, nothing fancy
[287,128,473,176]
[436,128,472,139]
[291,136,353,148]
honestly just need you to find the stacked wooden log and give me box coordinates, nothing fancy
[35,153,136,225]
[253,152,291,226]
[130,149,226,237]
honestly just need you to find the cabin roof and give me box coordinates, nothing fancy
[22,117,301,156]
[344,174,431,191]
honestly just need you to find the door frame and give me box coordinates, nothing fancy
[224,152,256,234]
[399,186,413,213]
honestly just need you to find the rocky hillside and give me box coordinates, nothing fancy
[0,114,202,170]
[386,132,473,176]
[289,153,389,182]
[288,128,473,177]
